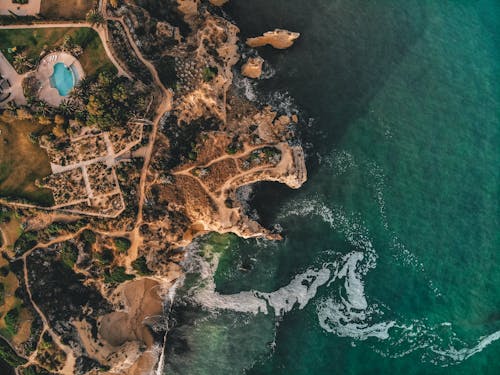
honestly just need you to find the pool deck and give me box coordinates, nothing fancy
[0,50,27,107]
[37,52,85,106]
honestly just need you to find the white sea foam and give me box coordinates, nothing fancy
[234,76,257,101]
[322,149,357,176]
[429,330,500,363]
[258,266,332,316]
[177,193,499,367]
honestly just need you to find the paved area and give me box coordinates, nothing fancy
[0,50,27,106]
[0,0,41,16]
[37,51,85,106]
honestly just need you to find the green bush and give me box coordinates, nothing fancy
[4,307,20,337]
[60,243,78,269]
[114,237,131,253]
[104,266,135,284]
[132,256,153,276]
[0,336,26,367]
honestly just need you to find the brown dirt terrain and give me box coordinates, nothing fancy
[0,117,54,205]
[40,0,95,20]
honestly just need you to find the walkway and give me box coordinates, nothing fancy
[0,50,27,106]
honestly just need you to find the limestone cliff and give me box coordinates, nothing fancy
[241,56,264,78]
[246,29,300,49]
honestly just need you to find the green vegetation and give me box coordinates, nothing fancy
[80,229,96,252]
[132,256,153,276]
[157,56,177,88]
[0,27,115,76]
[60,243,78,269]
[3,306,20,338]
[104,266,135,284]
[86,10,105,27]
[0,284,4,306]
[0,336,26,367]
[114,237,131,254]
[202,66,218,82]
[70,70,149,130]
[13,231,37,256]
[95,248,114,266]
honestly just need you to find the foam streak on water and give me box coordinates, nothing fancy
[281,198,500,366]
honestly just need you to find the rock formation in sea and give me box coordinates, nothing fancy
[246,29,301,49]
[241,56,264,78]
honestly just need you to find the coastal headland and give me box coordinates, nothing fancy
[0,0,305,374]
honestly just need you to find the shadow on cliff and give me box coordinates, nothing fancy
[225,0,429,225]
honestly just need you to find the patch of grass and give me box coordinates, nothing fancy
[3,306,20,338]
[0,27,115,76]
[40,0,95,20]
[0,118,54,206]
[0,335,26,367]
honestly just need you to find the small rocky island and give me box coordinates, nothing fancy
[0,0,304,374]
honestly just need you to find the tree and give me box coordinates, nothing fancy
[13,52,34,74]
[109,0,120,8]
[86,9,105,27]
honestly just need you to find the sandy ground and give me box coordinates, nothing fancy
[0,0,41,16]
[75,276,183,375]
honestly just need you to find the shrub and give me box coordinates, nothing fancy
[104,266,134,284]
[132,256,153,276]
[114,237,131,253]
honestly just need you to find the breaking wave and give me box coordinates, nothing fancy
[280,197,500,366]
[175,148,499,368]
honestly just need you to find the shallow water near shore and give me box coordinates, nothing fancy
[164,0,499,374]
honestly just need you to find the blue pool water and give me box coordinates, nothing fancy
[50,63,75,96]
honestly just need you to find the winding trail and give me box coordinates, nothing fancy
[1,5,173,373]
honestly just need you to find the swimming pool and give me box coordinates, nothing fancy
[49,62,75,96]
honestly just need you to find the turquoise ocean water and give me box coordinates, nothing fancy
[164,1,499,374]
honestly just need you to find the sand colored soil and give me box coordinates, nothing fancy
[241,56,264,78]
[40,0,94,20]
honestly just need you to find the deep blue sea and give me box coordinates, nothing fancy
[164,1,500,374]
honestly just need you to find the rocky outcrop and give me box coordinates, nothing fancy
[209,0,229,5]
[241,56,264,79]
[246,29,300,49]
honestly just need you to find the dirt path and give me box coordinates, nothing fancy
[1,6,175,373]
[19,227,88,375]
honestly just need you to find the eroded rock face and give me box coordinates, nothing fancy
[209,0,229,5]
[241,56,264,79]
[246,29,300,49]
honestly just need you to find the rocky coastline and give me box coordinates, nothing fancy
[0,1,306,374]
